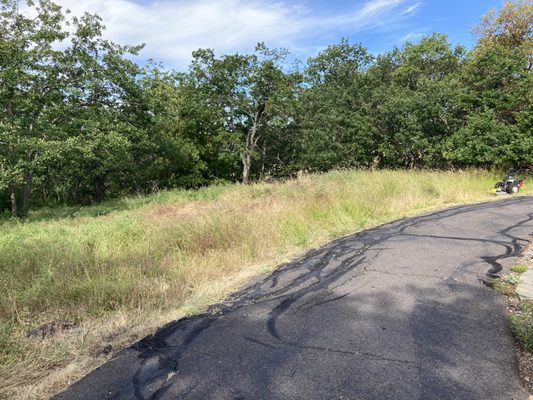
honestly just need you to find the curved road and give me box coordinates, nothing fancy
[57,197,533,400]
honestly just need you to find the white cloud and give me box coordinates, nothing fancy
[318,0,416,32]
[400,2,422,16]
[400,32,426,42]
[50,0,421,68]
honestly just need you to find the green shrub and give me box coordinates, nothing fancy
[511,265,528,273]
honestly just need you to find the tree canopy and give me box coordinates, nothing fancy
[1,0,531,216]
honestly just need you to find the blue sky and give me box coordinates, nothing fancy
[52,0,505,70]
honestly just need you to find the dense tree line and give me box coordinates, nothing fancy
[1,0,531,215]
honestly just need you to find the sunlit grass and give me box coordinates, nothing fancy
[0,168,530,399]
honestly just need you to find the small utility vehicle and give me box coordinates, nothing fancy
[494,169,524,194]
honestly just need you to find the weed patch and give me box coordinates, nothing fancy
[492,277,518,297]
[511,301,533,353]
[511,265,528,274]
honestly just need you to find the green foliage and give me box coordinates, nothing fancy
[0,0,531,215]
[511,300,533,352]
[296,40,376,171]
[445,110,524,167]
[369,34,467,168]
[184,43,300,183]
[0,0,146,212]
[511,265,528,273]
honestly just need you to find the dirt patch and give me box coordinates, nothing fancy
[517,346,533,393]
[27,320,77,339]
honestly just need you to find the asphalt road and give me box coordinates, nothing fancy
[57,197,533,400]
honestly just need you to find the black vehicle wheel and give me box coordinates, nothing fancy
[506,185,519,194]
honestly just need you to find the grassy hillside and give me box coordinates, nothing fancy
[0,169,530,399]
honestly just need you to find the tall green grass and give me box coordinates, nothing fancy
[511,301,533,352]
[0,170,502,323]
[0,169,529,399]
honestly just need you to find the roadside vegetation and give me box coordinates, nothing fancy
[511,301,533,353]
[511,265,529,274]
[1,169,527,399]
[492,251,533,389]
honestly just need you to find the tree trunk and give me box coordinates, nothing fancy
[10,186,17,217]
[242,152,252,185]
[94,175,106,202]
[241,104,265,184]
[21,169,33,214]
[260,142,266,180]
